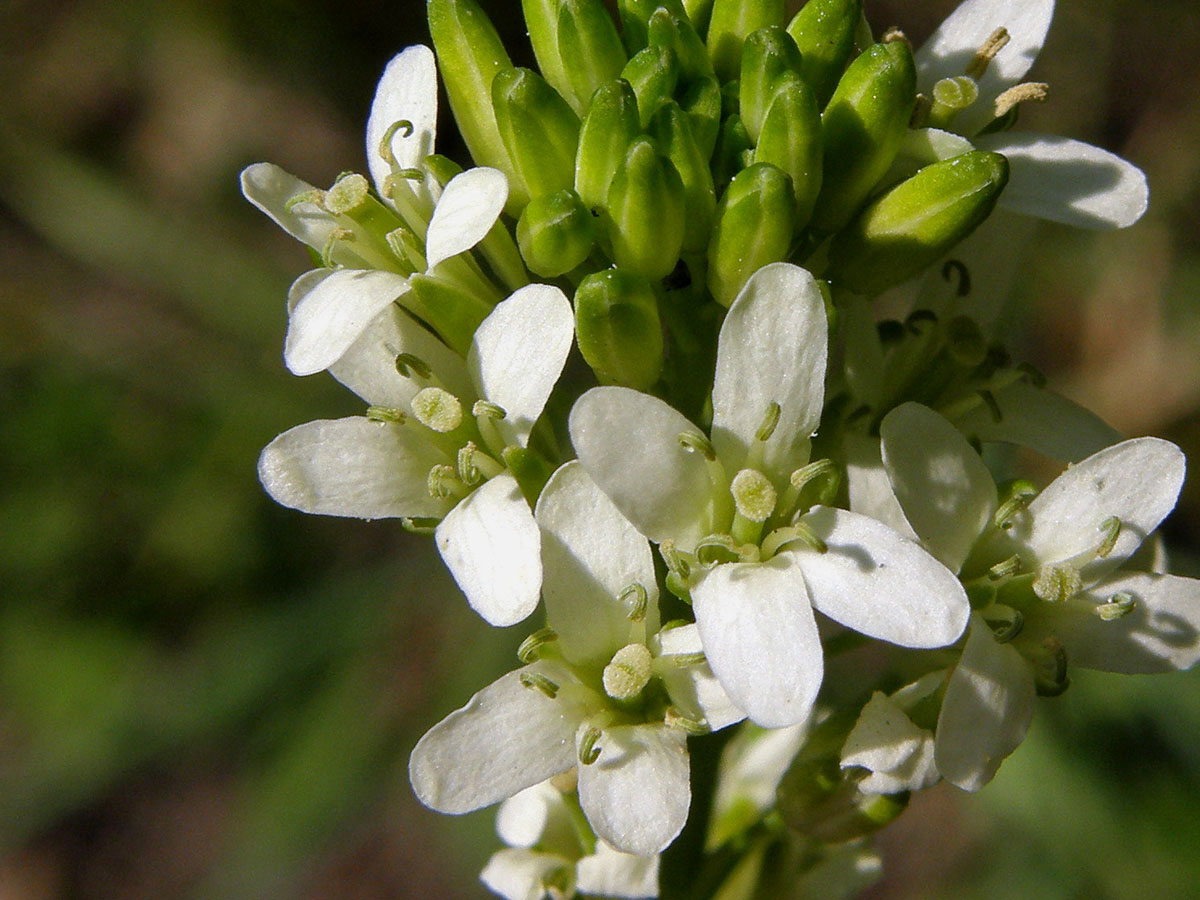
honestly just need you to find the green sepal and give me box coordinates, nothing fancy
[680,76,722,161]
[753,73,823,232]
[501,445,557,507]
[826,150,1009,295]
[574,268,665,390]
[575,79,642,212]
[711,113,754,193]
[521,0,572,105]
[557,0,629,113]
[422,153,464,188]
[607,138,687,281]
[786,0,863,108]
[682,0,714,34]
[492,67,581,201]
[618,0,688,56]
[620,44,681,129]
[739,25,803,142]
[810,39,916,234]
[427,0,523,204]
[647,7,713,83]
[706,0,786,82]
[706,161,796,306]
[406,272,495,355]
[651,101,717,253]
[516,189,597,277]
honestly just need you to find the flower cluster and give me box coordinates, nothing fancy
[243,0,1196,897]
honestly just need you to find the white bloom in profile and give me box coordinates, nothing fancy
[839,674,942,795]
[877,402,1200,789]
[569,264,969,730]
[909,0,1147,229]
[410,462,743,857]
[481,780,659,900]
[258,281,573,627]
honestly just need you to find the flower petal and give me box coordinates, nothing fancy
[949,380,1122,462]
[536,462,659,667]
[711,263,828,484]
[577,724,690,857]
[692,556,822,728]
[435,472,543,627]
[1040,572,1200,674]
[916,0,1055,135]
[881,402,997,573]
[841,691,939,794]
[654,624,745,732]
[843,433,917,540]
[979,132,1149,229]
[471,283,573,448]
[284,269,411,376]
[365,45,438,199]
[794,507,970,647]
[935,615,1036,791]
[240,162,336,251]
[575,843,660,898]
[425,167,509,270]
[409,661,591,814]
[495,782,559,849]
[481,848,572,900]
[258,417,450,519]
[571,387,719,549]
[1001,437,1185,581]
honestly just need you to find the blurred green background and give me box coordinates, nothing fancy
[0,1,1197,898]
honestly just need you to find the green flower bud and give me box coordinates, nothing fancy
[427,0,523,204]
[711,113,754,193]
[786,0,863,108]
[492,67,581,200]
[621,44,680,129]
[407,272,495,355]
[557,0,629,112]
[647,7,713,83]
[754,73,823,231]
[707,0,786,82]
[680,76,722,162]
[826,150,1009,295]
[707,162,796,306]
[516,189,596,277]
[607,138,687,281]
[739,25,803,142]
[651,102,717,253]
[617,0,688,55]
[521,0,572,106]
[575,79,642,212]
[575,269,664,390]
[810,40,916,235]
[682,0,714,33]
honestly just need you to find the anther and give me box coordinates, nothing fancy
[755,403,782,443]
[1033,563,1083,604]
[385,224,424,269]
[517,627,559,663]
[1096,516,1122,559]
[473,400,507,419]
[661,650,707,668]
[427,464,466,499]
[988,555,1022,581]
[942,259,972,296]
[966,27,1011,80]
[400,516,439,535]
[906,309,939,335]
[663,706,710,735]
[457,443,482,486]
[578,727,603,765]
[321,227,355,267]
[947,316,988,368]
[993,82,1048,119]
[789,459,841,507]
[881,26,910,47]
[1096,591,1136,621]
[603,643,654,701]
[761,522,828,557]
[395,352,433,380]
[993,480,1038,529]
[1032,637,1070,697]
[366,406,407,425]
[695,534,744,567]
[978,389,1003,424]
[618,583,648,622]
[1017,361,1048,388]
[678,430,717,461]
[731,469,777,523]
[284,189,326,212]
[378,120,415,168]
[411,387,463,433]
[659,540,692,581]
[520,672,560,699]
[983,605,1024,643]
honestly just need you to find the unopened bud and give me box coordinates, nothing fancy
[786,0,863,107]
[617,0,688,55]
[648,7,713,82]
[707,162,796,306]
[574,79,641,212]
[516,189,596,277]
[650,102,717,252]
[607,138,687,280]
[492,67,581,200]
[556,0,629,112]
[754,73,823,231]
[679,75,722,161]
[707,0,787,82]
[574,268,664,390]
[739,25,804,142]
[620,44,680,129]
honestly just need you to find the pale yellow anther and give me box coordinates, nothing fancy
[323,173,370,215]
[731,468,777,523]
[993,82,1048,118]
[966,27,1011,80]
[603,643,654,701]
[411,386,463,433]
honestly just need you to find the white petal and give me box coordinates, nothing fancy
[425,167,509,270]
[495,782,559,848]
[708,723,807,849]
[571,387,719,549]
[481,848,572,900]
[916,0,1055,134]
[794,507,970,647]
[842,433,917,540]
[471,284,574,448]
[535,462,658,667]
[884,127,977,186]
[881,403,997,573]
[258,417,449,519]
[575,843,659,898]
[435,473,543,627]
[577,725,690,857]
[692,557,822,728]
[365,46,438,198]
[654,624,745,732]
[935,615,1035,791]
[1004,437,1185,580]
[240,162,336,250]
[330,304,473,408]
[1040,572,1200,674]
[711,263,827,484]
[284,269,411,376]
[841,691,939,794]
[979,132,1149,229]
[950,380,1122,462]
[410,661,592,814]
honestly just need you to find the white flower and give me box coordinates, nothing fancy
[839,674,943,795]
[877,402,1200,789]
[258,281,574,627]
[569,264,969,730]
[409,462,743,857]
[909,0,1147,229]
[481,780,660,900]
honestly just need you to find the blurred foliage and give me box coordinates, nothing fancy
[0,0,1197,898]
